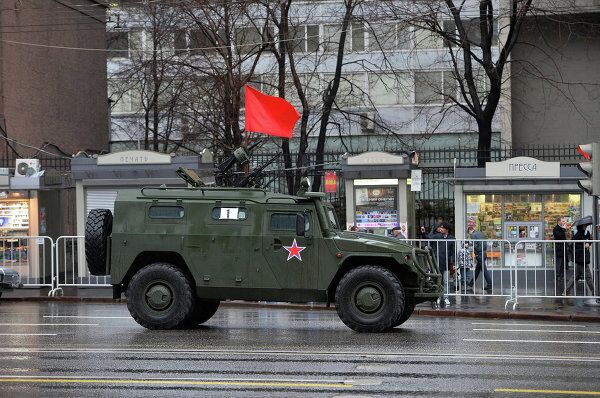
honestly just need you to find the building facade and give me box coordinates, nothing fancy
[0,0,109,158]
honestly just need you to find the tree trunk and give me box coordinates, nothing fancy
[477,119,493,166]
[312,0,354,192]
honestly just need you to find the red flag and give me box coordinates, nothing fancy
[244,84,300,139]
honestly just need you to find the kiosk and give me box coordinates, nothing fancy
[341,152,416,237]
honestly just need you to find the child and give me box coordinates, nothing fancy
[457,241,474,293]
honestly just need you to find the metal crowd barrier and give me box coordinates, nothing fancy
[3,234,598,311]
[505,239,600,310]
[400,239,514,302]
[0,236,54,289]
[51,236,110,296]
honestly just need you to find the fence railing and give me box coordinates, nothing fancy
[3,235,598,310]
[53,236,110,295]
[0,236,54,289]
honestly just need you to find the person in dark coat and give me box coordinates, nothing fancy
[567,225,595,297]
[552,217,569,296]
[468,226,493,291]
[428,222,455,307]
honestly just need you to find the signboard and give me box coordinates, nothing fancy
[346,152,404,166]
[97,150,173,166]
[354,187,398,228]
[410,169,422,192]
[485,157,560,178]
[324,171,337,193]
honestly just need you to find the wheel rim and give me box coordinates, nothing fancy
[353,283,384,314]
[144,281,174,311]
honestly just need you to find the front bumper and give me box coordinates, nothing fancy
[410,247,443,299]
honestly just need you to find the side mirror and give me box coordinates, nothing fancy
[296,213,306,236]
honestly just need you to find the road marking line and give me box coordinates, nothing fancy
[1,348,599,362]
[0,376,351,389]
[472,322,587,328]
[465,338,600,345]
[0,334,57,336]
[0,324,99,326]
[43,316,131,319]
[495,388,600,395]
[473,328,600,334]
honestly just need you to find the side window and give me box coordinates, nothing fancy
[270,213,311,232]
[149,206,184,219]
[211,207,248,220]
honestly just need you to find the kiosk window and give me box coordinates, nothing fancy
[149,206,184,219]
[212,207,248,220]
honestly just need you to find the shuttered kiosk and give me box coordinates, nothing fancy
[71,150,209,279]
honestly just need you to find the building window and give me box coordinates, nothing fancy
[323,23,364,52]
[414,71,456,104]
[107,31,129,58]
[414,27,443,49]
[108,80,142,114]
[292,24,319,53]
[368,72,412,105]
[369,22,411,51]
[543,194,581,239]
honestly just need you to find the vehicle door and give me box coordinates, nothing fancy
[261,206,318,290]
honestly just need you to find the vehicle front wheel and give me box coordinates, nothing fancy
[391,298,416,327]
[335,265,405,333]
[126,263,194,330]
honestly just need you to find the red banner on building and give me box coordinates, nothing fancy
[324,171,337,193]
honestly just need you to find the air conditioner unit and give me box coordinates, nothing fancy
[15,159,40,177]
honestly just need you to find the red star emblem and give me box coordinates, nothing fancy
[283,239,306,261]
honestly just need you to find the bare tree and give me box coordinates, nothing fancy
[377,0,537,165]
[178,0,271,154]
[108,2,189,153]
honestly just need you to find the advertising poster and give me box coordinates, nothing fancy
[354,187,398,228]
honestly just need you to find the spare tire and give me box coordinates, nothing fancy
[85,209,113,276]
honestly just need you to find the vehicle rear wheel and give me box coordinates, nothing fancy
[85,209,113,276]
[335,265,405,333]
[391,298,416,327]
[183,299,220,327]
[126,263,194,330]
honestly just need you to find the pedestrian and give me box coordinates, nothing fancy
[428,222,455,307]
[391,226,406,240]
[568,225,597,304]
[552,216,570,296]
[467,226,493,292]
[457,241,474,293]
[349,225,359,232]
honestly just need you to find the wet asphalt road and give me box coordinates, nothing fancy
[0,302,598,397]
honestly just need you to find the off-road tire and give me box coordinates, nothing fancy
[85,209,113,276]
[335,265,405,333]
[182,299,220,327]
[127,263,194,330]
[391,298,416,327]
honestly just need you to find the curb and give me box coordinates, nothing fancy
[2,296,599,323]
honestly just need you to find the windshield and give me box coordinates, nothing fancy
[326,206,340,230]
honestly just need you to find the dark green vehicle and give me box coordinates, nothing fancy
[85,180,442,332]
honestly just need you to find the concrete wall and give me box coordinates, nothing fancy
[511,13,600,146]
[0,0,108,157]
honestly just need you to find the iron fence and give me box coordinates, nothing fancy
[212,144,580,232]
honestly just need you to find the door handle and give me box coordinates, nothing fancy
[273,238,282,250]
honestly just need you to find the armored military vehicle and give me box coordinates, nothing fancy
[85,155,441,332]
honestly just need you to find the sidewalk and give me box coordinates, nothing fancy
[2,287,600,322]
